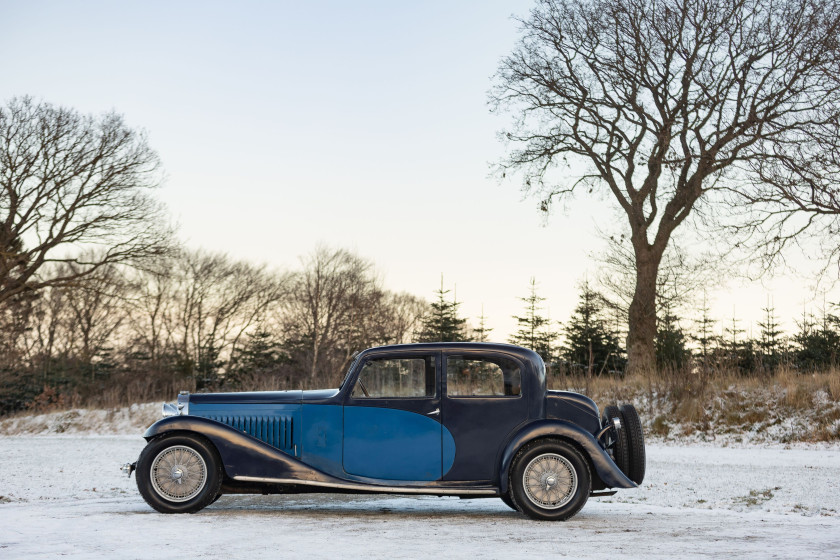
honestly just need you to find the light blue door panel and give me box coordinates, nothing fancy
[300,404,344,477]
[343,406,443,481]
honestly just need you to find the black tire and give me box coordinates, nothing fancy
[509,439,591,521]
[619,404,646,485]
[136,434,223,514]
[602,404,629,476]
[500,492,519,512]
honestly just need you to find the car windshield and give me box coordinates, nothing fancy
[338,353,361,390]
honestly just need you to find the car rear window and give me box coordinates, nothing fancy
[446,355,521,397]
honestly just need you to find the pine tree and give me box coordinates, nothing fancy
[757,296,783,369]
[509,278,557,363]
[724,308,756,373]
[238,329,284,371]
[416,277,467,342]
[794,302,840,370]
[561,280,624,374]
[691,290,717,366]
[473,304,493,342]
[655,305,689,369]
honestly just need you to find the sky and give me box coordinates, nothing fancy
[0,0,836,341]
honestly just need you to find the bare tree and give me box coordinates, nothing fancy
[165,250,288,385]
[280,246,383,384]
[124,256,178,370]
[0,97,171,305]
[380,292,429,344]
[492,0,840,372]
[595,232,718,322]
[58,261,127,378]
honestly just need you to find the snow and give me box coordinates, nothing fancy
[0,403,160,436]
[1,436,839,559]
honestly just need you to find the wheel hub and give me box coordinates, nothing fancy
[150,445,208,502]
[522,453,577,510]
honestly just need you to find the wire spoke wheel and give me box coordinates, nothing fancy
[150,445,208,502]
[522,453,577,510]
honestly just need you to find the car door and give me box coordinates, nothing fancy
[342,352,442,481]
[440,350,530,482]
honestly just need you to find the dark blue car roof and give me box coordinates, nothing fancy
[355,342,546,395]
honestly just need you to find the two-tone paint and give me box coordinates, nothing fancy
[144,342,636,497]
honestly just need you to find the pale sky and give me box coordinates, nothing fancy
[1,0,836,342]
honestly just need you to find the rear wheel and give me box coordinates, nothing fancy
[136,434,223,514]
[619,404,646,484]
[510,440,590,521]
[602,404,629,475]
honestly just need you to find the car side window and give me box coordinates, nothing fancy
[352,356,436,398]
[446,355,521,397]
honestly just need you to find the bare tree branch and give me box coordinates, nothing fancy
[0,97,172,305]
[492,0,840,371]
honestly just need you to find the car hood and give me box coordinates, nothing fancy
[188,388,339,405]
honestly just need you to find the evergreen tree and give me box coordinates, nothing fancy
[724,310,744,365]
[794,304,840,370]
[691,291,718,366]
[473,304,493,342]
[508,278,558,363]
[757,296,783,369]
[561,280,624,374]
[416,277,466,342]
[724,309,757,374]
[227,328,289,388]
[238,329,285,371]
[655,306,690,369]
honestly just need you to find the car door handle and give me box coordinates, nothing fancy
[427,408,440,416]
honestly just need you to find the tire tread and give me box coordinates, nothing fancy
[619,404,646,485]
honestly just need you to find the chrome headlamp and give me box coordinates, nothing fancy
[161,391,190,417]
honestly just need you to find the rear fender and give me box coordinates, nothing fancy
[498,419,637,494]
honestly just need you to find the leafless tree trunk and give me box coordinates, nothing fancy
[596,233,718,324]
[0,97,171,305]
[125,257,177,370]
[58,261,127,379]
[164,250,288,384]
[492,0,840,372]
[282,246,378,384]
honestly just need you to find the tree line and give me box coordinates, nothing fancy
[2,238,838,415]
[418,275,840,379]
[0,246,427,414]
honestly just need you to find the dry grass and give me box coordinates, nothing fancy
[548,365,840,443]
[5,363,839,443]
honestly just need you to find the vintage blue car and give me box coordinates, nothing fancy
[125,342,645,520]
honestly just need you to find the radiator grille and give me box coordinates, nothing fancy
[206,414,294,451]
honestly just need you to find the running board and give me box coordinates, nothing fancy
[233,476,498,496]
[589,490,617,497]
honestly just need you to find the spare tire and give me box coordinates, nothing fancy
[619,403,646,485]
[601,404,629,476]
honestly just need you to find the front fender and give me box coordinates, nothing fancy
[144,416,332,483]
[498,419,637,493]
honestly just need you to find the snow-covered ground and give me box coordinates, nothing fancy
[1,436,839,559]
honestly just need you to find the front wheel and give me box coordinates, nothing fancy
[500,492,519,512]
[136,434,223,514]
[510,439,591,521]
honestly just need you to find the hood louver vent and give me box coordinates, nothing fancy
[207,414,294,452]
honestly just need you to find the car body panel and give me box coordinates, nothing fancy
[187,402,301,455]
[497,419,637,494]
[142,342,638,500]
[300,404,343,475]
[343,406,454,480]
